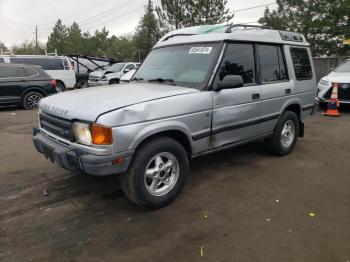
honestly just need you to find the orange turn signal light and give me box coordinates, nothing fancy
[91,124,113,145]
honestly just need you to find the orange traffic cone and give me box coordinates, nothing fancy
[323,82,341,117]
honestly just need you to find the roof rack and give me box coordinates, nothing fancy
[225,24,272,33]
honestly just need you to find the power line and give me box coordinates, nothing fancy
[83,6,145,31]
[229,2,277,13]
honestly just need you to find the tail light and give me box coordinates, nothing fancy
[50,79,57,89]
[91,124,113,145]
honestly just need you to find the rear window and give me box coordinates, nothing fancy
[10,57,64,70]
[0,66,26,78]
[290,48,312,80]
[24,67,38,77]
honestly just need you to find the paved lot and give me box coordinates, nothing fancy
[1,106,350,262]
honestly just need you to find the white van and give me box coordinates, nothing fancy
[0,55,76,92]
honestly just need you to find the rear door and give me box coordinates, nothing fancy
[0,66,27,104]
[257,44,291,134]
[211,42,262,148]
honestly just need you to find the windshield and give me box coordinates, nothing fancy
[108,63,125,72]
[134,43,220,88]
[335,60,350,73]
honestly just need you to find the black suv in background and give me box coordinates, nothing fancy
[0,63,57,109]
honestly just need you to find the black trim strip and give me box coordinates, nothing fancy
[192,113,280,141]
[302,104,314,111]
[212,113,280,135]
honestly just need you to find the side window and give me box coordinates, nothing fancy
[124,64,135,71]
[216,43,256,85]
[290,48,312,80]
[24,67,37,77]
[258,45,288,82]
[10,57,64,70]
[0,66,26,78]
[0,58,4,63]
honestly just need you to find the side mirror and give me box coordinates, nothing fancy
[124,68,130,73]
[216,75,244,91]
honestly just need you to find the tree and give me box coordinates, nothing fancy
[91,27,110,56]
[134,0,161,60]
[0,41,9,53]
[156,0,233,32]
[66,22,84,54]
[47,19,68,54]
[106,36,137,61]
[259,0,350,56]
[12,41,45,55]
[187,0,234,26]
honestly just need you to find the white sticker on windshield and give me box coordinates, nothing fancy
[189,47,213,54]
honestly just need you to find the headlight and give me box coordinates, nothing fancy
[319,79,329,86]
[72,122,113,146]
[72,122,92,146]
[100,76,107,81]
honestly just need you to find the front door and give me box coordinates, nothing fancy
[211,42,262,148]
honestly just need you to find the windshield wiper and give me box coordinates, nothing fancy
[148,78,176,85]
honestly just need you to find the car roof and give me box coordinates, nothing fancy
[154,24,310,48]
[0,55,67,59]
[0,63,36,67]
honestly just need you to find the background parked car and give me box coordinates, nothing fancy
[316,59,350,105]
[88,62,139,86]
[0,55,76,92]
[120,68,137,83]
[0,63,57,109]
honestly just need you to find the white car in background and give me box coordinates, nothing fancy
[0,55,76,92]
[317,59,350,105]
[120,69,136,83]
[88,62,139,86]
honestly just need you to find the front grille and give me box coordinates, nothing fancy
[39,112,74,142]
[89,76,99,82]
[324,83,350,100]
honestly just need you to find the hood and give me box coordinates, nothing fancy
[90,70,106,78]
[39,83,198,122]
[323,72,350,83]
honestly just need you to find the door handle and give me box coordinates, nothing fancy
[252,93,260,100]
[285,88,291,94]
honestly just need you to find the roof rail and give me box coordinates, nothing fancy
[162,33,195,42]
[225,24,272,33]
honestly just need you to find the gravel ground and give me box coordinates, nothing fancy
[0,106,350,262]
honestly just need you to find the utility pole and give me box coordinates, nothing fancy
[35,25,38,50]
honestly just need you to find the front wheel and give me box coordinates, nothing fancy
[266,111,300,156]
[109,79,119,85]
[120,137,189,209]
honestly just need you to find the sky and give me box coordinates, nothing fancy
[0,0,276,48]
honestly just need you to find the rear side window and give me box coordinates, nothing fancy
[24,67,38,77]
[290,48,312,80]
[217,43,256,85]
[10,57,64,70]
[0,58,4,63]
[0,66,26,78]
[258,45,288,82]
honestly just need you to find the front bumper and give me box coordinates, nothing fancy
[88,80,109,87]
[33,129,132,176]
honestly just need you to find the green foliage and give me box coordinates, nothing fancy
[134,0,162,60]
[66,22,84,54]
[259,0,350,56]
[156,0,233,31]
[47,19,68,54]
[12,41,45,55]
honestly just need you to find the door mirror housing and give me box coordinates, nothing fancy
[123,68,131,73]
[215,75,244,91]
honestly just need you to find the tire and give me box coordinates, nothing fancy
[266,111,300,156]
[120,137,189,209]
[109,79,119,85]
[78,78,88,88]
[56,82,65,93]
[23,91,43,110]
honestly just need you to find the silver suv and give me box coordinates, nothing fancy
[33,25,317,208]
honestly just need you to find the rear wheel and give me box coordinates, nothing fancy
[23,91,43,110]
[56,82,65,92]
[78,78,88,88]
[266,111,300,156]
[120,137,189,208]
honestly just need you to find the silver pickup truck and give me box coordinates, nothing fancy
[33,24,316,208]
